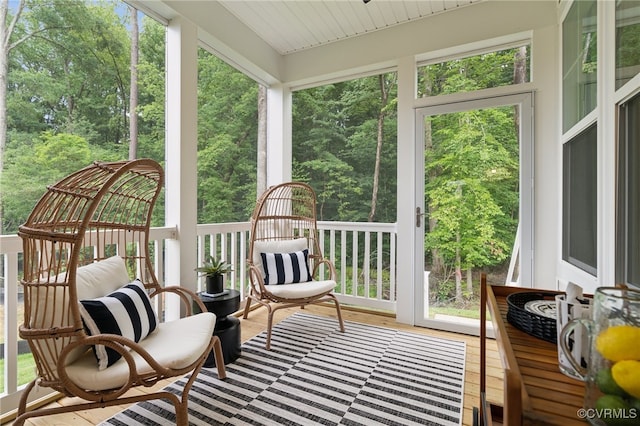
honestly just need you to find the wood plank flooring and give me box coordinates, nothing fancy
[4,305,504,426]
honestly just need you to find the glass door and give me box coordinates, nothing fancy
[414,93,533,334]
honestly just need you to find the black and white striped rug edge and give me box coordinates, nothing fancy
[101,313,466,426]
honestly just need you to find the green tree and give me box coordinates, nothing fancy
[292,75,398,223]
[425,107,519,301]
[420,48,522,299]
[2,1,143,232]
[136,15,165,162]
[1,132,115,232]
[7,1,130,146]
[197,49,258,223]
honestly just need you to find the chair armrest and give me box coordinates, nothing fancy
[248,264,269,297]
[149,286,207,315]
[313,258,337,281]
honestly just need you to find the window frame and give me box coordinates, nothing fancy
[616,91,640,290]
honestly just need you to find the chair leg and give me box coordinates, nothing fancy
[13,379,36,426]
[265,309,274,350]
[212,336,227,379]
[171,393,189,426]
[242,295,253,319]
[331,294,345,332]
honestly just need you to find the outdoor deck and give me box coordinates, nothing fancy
[3,304,504,426]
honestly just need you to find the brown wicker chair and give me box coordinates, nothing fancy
[243,182,345,349]
[16,159,226,426]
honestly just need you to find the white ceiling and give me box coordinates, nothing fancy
[217,0,479,55]
[134,0,553,86]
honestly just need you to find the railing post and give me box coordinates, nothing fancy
[3,252,19,395]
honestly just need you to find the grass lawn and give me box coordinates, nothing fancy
[1,301,34,392]
[0,352,36,394]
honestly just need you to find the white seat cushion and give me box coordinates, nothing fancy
[76,256,131,300]
[64,312,216,391]
[265,279,336,299]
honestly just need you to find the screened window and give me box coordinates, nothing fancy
[563,124,597,275]
[616,93,640,289]
[416,45,530,98]
[196,47,258,224]
[563,0,597,132]
[616,1,640,90]
[291,73,398,223]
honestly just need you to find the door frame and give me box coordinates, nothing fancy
[413,91,534,334]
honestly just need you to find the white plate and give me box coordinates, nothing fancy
[524,300,557,319]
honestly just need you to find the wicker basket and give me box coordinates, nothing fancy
[506,292,558,343]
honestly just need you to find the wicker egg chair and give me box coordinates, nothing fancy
[243,182,345,349]
[16,159,225,426]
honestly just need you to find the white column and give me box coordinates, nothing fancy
[597,1,616,289]
[165,17,198,320]
[396,56,416,325]
[266,84,292,186]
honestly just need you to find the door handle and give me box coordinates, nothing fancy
[416,207,425,227]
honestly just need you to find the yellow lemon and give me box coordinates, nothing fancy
[596,325,640,362]
[611,360,640,399]
[597,367,629,397]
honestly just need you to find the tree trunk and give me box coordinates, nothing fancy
[368,74,389,222]
[421,68,444,274]
[455,231,462,303]
[512,46,527,148]
[466,268,473,295]
[257,84,267,198]
[128,5,139,160]
[0,0,26,235]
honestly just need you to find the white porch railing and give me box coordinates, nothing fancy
[1,220,397,416]
[195,221,398,311]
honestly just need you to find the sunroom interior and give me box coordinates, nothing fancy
[2,0,640,424]
[138,0,639,308]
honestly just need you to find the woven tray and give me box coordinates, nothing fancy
[506,291,558,343]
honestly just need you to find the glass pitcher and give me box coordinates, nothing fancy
[559,287,640,425]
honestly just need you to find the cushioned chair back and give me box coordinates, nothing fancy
[18,159,163,390]
[248,182,323,272]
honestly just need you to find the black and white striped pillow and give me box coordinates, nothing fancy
[79,279,158,370]
[261,249,312,285]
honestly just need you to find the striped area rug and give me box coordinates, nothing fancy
[101,312,466,426]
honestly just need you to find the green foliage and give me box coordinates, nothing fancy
[0,353,36,394]
[2,0,521,288]
[421,57,521,274]
[194,255,232,277]
[420,95,516,286]
[8,0,130,146]
[292,74,398,223]
[418,46,530,97]
[1,132,116,232]
[196,49,258,223]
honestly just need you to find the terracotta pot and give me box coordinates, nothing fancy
[206,275,224,294]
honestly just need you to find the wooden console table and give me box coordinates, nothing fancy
[479,276,587,426]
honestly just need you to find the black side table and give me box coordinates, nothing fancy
[197,289,241,367]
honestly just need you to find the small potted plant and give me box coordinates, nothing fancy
[195,255,232,294]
